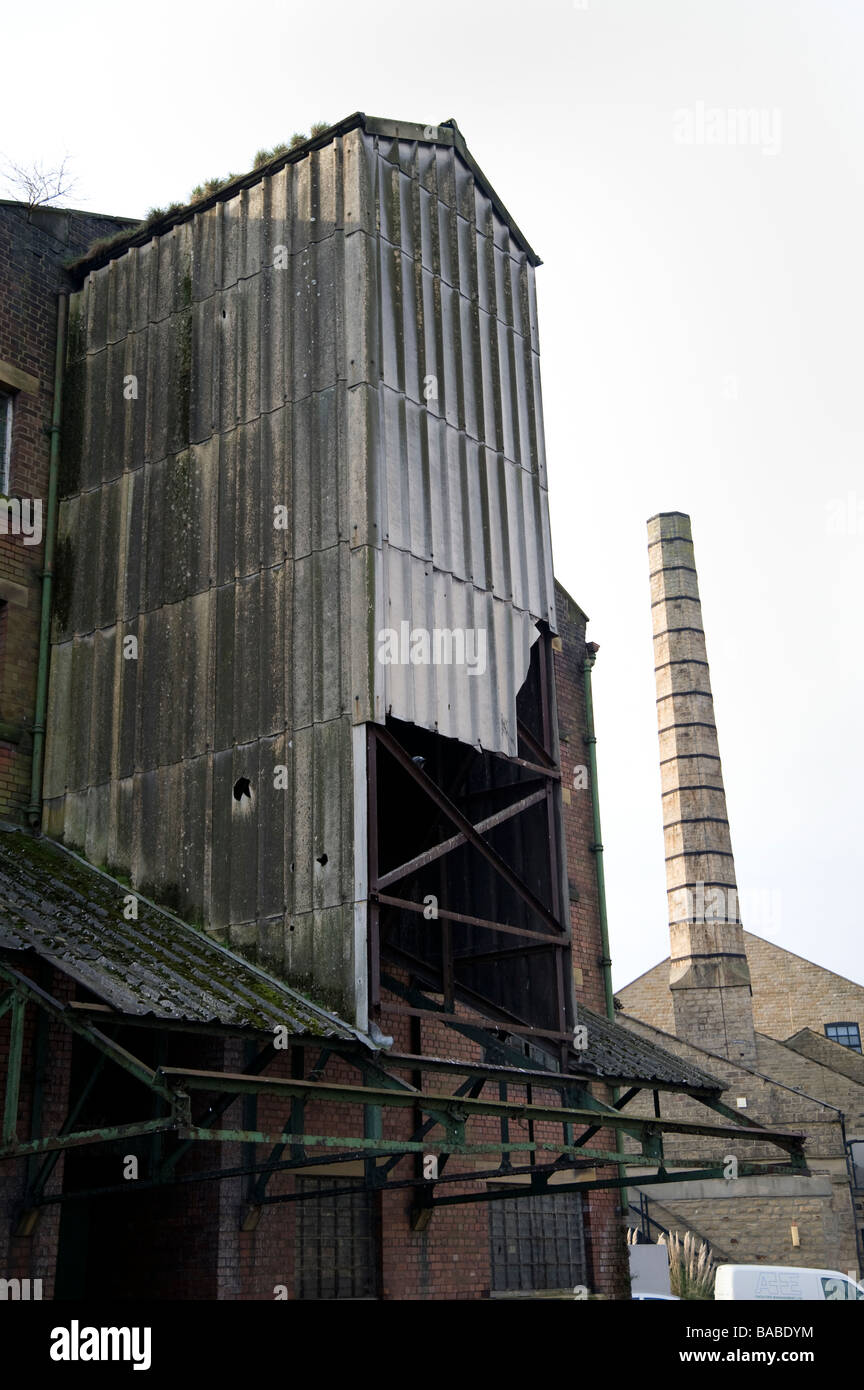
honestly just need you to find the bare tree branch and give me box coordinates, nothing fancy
[1,155,78,208]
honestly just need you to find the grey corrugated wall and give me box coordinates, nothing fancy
[42,121,556,1020]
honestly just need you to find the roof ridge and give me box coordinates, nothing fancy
[66,112,541,281]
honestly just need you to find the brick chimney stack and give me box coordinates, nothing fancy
[648,512,756,1063]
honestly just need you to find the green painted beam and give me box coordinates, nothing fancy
[28,1053,108,1200]
[428,1161,806,1207]
[159,1038,277,1177]
[0,1117,177,1160]
[158,1066,804,1153]
[700,1093,771,1130]
[2,993,25,1144]
[178,1125,641,1162]
[0,965,173,1100]
[249,1046,332,1204]
[25,1147,807,1210]
[172,1125,765,1171]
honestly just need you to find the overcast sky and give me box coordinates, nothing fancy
[5,0,862,993]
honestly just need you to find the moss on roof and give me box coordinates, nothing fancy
[0,826,369,1042]
[75,120,333,271]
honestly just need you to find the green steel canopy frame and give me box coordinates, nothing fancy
[0,962,807,1228]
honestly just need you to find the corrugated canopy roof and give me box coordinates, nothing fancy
[573,1004,723,1092]
[0,829,719,1092]
[0,828,371,1043]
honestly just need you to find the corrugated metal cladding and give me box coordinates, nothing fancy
[575,1005,722,1091]
[356,125,555,750]
[43,117,556,1019]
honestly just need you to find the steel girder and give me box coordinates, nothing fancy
[0,961,808,1218]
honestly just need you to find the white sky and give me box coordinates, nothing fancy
[5,0,862,992]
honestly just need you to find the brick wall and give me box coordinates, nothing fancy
[2,966,632,1301]
[644,1189,852,1271]
[210,990,628,1300]
[554,580,631,1299]
[618,958,676,1032]
[0,202,134,823]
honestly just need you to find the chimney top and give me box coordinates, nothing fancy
[647,511,693,544]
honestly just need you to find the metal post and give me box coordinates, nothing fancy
[367,727,381,1014]
[3,993,25,1144]
[364,1066,383,1190]
[27,291,68,824]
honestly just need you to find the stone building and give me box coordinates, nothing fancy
[624,932,864,1056]
[618,512,864,1278]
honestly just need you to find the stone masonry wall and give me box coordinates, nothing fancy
[620,931,864,1070]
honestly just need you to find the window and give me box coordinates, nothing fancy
[825,1022,862,1053]
[0,391,12,495]
[295,1177,379,1300]
[490,1190,587,1293]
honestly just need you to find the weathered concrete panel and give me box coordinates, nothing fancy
[45,120,556,1018]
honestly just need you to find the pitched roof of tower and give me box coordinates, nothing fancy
[68,113,541,280]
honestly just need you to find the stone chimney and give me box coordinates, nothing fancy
[648,512,756,1062]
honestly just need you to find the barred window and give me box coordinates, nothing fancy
[295,1178,379,1300]
[489,1190,587,1293]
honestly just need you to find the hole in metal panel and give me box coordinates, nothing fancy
[233,777,252,802]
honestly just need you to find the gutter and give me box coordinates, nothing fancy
[26,290,67,826]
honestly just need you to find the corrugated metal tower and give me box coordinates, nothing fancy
[43,116,567,1036]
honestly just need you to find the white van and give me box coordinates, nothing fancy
[715,1265,864,1301]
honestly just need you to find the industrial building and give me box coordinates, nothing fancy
[1,118,807,1300]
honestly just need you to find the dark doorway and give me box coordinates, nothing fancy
[54,1022,221,1300]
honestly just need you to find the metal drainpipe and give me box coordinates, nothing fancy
[583,646,614,1021]
[582,645,629,1216]
[27,289,68,826]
